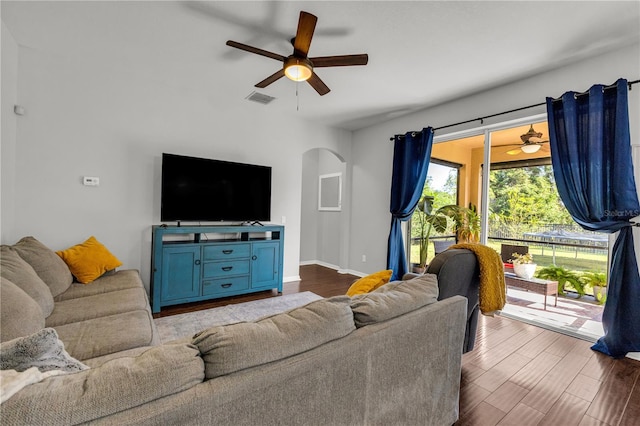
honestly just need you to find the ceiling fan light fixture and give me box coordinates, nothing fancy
[521,144,541,154]
[284,57,313,82]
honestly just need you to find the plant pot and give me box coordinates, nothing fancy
[412,265,426,274]
[592,285,607,304]
[513,263,536,279]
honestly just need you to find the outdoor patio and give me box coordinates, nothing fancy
[500,287,604,341]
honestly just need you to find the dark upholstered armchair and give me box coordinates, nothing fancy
[404,248,480,353]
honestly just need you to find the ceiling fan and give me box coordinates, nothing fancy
[226,11,368,96]
[505,124,550,155]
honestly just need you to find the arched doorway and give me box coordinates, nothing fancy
[300,148,349,271]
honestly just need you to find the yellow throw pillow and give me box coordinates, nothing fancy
[56,236,123,284]
[346,270,393,297]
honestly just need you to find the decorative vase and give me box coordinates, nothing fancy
[513,263,536,279]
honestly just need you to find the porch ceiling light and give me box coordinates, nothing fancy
[521,144,541,154]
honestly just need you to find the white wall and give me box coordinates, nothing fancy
[300,149,320,263]
[349,43,640,275]
[0,37,352,292]
[1,21,18,239]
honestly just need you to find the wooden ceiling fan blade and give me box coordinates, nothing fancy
[293,11,317,57]
[226,40,286,62]
[310,54,369,67]
[307,73,330,96]
[255,69,286,88]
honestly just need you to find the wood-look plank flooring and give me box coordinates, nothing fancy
[155,264,640,425]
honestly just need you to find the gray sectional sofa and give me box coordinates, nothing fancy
[1,236,468,425]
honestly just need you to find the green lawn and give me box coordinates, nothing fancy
[410,241,607,273]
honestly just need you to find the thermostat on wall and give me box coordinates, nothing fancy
[83,176,100,186]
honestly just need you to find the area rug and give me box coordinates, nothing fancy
[154,292,323,343]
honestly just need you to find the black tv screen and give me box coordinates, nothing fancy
[161,153,271,223]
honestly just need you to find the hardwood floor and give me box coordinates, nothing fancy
[457,315,640,425]
[154,265,640,425]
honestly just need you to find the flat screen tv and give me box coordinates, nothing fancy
[161,153,271,223]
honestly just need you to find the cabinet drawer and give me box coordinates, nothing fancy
[203,244,251,260]
[202,276,250,296]
[202,260,250,278]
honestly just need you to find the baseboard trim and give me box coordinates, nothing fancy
[338,269,366,277]
[283,275,301,283]
[300,260,340,270]
[299,261,367,278]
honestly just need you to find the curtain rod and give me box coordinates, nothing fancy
[390,78,639,141]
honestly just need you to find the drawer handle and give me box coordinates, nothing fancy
[195,260,201,266]
[221,283,232,288]
[221,266,233,272]
[252,255,257,261]
[222,250,234,255]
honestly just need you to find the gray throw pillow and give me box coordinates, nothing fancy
[0,328,88,373]
[350,273,440,327]
[12,236,73,297]
[0,278,45,342]
[0,246,54,316]
[193,296,356,379]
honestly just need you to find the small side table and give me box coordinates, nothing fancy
[504,273,558,310]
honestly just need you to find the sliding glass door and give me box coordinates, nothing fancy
[415,117,607,340]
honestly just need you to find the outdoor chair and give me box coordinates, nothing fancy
[501,244,529,270]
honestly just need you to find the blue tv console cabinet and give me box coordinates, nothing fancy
[151,224,284,313]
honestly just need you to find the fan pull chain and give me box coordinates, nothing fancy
[296,81,300,111]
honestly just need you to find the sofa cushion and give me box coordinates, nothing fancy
[46,288,149,327]
[54,310,156,360]
[11,236,73,297]
[0,278,44,342]
[56,236,123,284]
[0,246,54,316]
[193,296,356,379]
[0,328,88,373]
[54,269,144,301]
[0,344,204,425]
[350,273,440,328]
[346,269,393,296]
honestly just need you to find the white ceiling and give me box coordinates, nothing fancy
[2,1,639,130]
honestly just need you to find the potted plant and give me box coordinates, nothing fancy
[536,265,585,297]
[437,203,480,243]
[412,196,448,272]
[580,271,607,304]
[511,252,537,279]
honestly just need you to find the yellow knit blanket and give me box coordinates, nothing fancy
[450,243,506,316]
